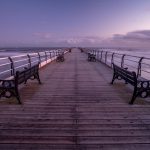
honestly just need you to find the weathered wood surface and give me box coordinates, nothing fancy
[0,48,150,150]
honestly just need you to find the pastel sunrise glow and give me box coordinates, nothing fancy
[0,0,150,48]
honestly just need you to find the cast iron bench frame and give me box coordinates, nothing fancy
[0,63,41,104]
[111,63,150,104]
[88,53,96,62]
[80,49,83,52]
[56,53,65,62]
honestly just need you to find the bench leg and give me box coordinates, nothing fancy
[35,73,42,84]
[129,87,137,104]
[111,73,116,84]
[16,95,21,104]
[15,87,22,104]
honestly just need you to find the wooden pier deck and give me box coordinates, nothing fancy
[0,48,150,150]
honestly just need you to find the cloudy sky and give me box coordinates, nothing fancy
[0,0,150,48]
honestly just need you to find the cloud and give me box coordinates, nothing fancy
[33,32,52,39]
[31,30,150,48]
[99,30,150,49]
[66,38,81,44]
[62,30,150,47]
[65,36,103,46]
[32,33,104,46]
[112,30,150,42]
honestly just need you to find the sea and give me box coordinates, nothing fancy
[0,47,59,58]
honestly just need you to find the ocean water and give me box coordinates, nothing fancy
[0,51,28,58]
[0,47,58,58]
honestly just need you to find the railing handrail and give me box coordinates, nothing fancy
[0,48,69,79]
[98,49,144,59]
[85,48,150,80]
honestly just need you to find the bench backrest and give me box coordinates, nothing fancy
[15,63,39,85]
[113,63,137,86]
[88,53,95,57]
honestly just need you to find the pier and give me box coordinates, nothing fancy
[0,48,150,149]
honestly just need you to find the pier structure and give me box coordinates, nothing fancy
[0,48,150,149]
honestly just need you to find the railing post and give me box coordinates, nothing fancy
[53,51,56,57]
[121,54,126,68]
[137,57,144,78]
[38,52,41,66]
[8,57,15,76]
[45,52,47,63]
[56,50,58,56]
[95,50,97,59]
[27,54,31,67]
[55,50,57,56]
[97,51,99,59]
[105,51,108,64]
[49,51,52,59]
[97,51,100,60]
[100,51,103,62]
[111,53,115,68]
[95,50,96,56]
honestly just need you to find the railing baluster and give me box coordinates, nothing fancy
[27,54,31,67]
[49,51,52,58]
[97,51,99,60]
[111,53,115,68]
[105,51,108,64]
[8,57,15,76]
[121,54,126,68]
[38,52,41,66]
[100,51,103,62]
[137,57,144,78]
[45,52,47,63]
[96,51,98,60]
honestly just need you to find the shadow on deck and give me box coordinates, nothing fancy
[0,48,150,150]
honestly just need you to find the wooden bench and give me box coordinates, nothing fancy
[80,49,83,52]
[56,53,65,62]
[0,63,41,104]
[111,63,150,104]
[88,53,96,62]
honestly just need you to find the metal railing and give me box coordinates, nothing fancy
[86,48,150,80]
[0,48,68,79]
